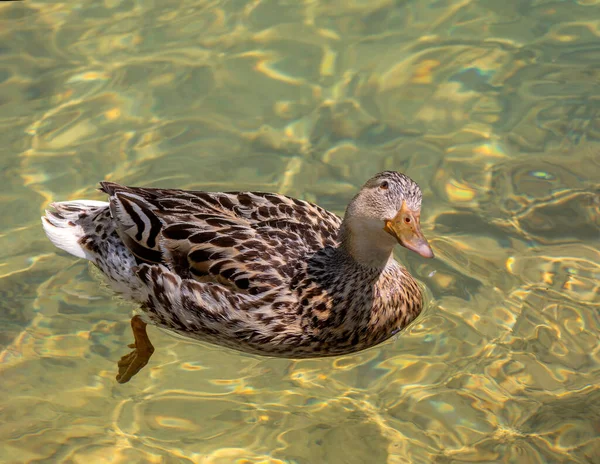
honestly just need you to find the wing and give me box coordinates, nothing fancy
[99,182,341,295]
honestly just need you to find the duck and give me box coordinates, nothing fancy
[41,171,433,383]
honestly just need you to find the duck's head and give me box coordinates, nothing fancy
[341,171,433,266]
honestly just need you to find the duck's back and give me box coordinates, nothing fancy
[100,182,342,295]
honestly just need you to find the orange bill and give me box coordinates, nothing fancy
[383,201,434,258]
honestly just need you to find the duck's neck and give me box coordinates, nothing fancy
[338,219,397,270]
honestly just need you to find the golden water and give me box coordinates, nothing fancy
[1,0,599,462]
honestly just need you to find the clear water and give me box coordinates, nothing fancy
[1,0,599,462]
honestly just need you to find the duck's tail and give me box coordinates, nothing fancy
[41,200,110,263]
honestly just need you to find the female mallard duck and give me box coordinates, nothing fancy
[42,171,433,383]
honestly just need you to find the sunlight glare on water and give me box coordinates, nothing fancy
[0,0,599,463]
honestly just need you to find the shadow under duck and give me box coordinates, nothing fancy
[42,171,433,383]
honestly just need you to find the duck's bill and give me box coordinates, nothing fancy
[384,203,434,259]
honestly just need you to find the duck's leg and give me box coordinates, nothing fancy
[116,315,155,383]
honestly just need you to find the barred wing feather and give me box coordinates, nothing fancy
[99,182,341,295]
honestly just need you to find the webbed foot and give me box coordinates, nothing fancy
[116,315,155,384]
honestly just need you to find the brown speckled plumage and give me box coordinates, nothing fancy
[42,171,432,361]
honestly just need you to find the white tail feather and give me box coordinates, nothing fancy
[41,200,109,262]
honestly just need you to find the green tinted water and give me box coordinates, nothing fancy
[1,0,599,462]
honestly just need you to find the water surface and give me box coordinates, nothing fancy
[1,0,599,462]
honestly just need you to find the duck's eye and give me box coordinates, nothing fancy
[379,181,389,190]
[404,217,411,224]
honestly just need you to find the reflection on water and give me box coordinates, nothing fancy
[1,0,599,462]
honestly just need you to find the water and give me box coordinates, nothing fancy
[1,0,599,462]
